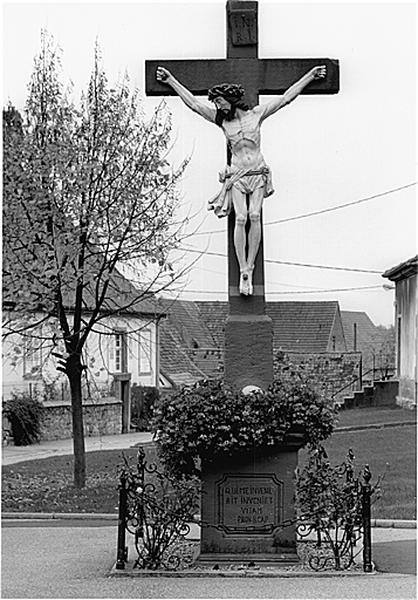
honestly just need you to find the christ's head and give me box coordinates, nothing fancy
[208,83,249,126]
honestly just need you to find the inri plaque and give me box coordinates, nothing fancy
[216,473,283,534]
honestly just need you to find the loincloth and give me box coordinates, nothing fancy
[208,163,274,218]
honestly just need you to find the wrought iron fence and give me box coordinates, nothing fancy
[116,447,376,572]
[295,464,374,571]
[115,447,199,570]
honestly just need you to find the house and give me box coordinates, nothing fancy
[157,298,221,388]
[341,311,393,376]
[195,300,348,353]
[2,271,165,439]
[160,299,405,404]
[383,256,417,408]
[158,300,364,399]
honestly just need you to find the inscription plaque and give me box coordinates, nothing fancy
[229,9,257,46]
[216,473,283,534]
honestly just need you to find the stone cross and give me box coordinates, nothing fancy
[146,0,339,390]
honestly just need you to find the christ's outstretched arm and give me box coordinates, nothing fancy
[258,65,327,122]
[156,66,216,123]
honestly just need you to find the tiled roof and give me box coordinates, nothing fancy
[158,298,218,348]
[158,298,221,385]
[340,310,389,373]
[341,311,382,352]
[267,301,343,353]
[159,300,388,384]
[195,301,228,347]
[62,268,163,316]
[197,300,344,353]
[3,267,164,318]
[159,325,208,387]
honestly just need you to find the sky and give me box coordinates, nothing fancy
[2,0,417,327]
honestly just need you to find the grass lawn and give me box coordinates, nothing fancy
[2,417,416,520]
[1,447,144,514]
[324,424,416,520]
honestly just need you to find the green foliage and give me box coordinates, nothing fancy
[131,385,160,431]
[3,391,43,446]
[154,372,336,478]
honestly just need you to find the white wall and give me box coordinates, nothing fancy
[2,312,158,401]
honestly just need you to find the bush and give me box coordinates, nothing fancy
[295,446,383,570]
[154,370,336,478]
[131,385,160,431]
[120,448,199,570]
[3,391,43,445]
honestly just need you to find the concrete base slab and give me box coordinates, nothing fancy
[108,561,377,578]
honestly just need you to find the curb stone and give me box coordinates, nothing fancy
[371,519,416,529]
[108,562,378,578]
[1,513,416,529]
[1,512,117,521]
[335,421,416,433]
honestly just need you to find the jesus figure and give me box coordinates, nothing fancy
[156,64,326,296]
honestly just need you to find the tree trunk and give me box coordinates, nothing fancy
[67,354,86,488]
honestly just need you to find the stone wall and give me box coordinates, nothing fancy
[274,351,362,403]
[39,398,122,441]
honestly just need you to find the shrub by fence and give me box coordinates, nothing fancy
[3,391,43,445]
[131,385,160,431]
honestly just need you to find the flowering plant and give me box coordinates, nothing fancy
[154,370,336,478]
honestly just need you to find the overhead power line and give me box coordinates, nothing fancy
[179,245,382,274]
[191,181,416,237]
[180,285,384,295]
[267,181,417,226]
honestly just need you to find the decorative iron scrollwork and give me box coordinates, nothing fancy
[116,446,199,571]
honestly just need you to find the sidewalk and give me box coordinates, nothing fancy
[1,431,153,465]
[1,515,416,576]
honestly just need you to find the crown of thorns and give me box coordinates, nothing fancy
[208,83,245,103]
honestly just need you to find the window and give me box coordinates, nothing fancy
[139,328,152,373]
[113,330,128,373]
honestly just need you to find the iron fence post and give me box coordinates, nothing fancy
[116,472,128,570]
[362,466,373,572]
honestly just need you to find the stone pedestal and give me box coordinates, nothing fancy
[199,434,304,565]
[224,314,273,391]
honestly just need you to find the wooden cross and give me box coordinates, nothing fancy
[146,0,339,318]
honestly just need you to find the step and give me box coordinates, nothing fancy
[197,552,299,567]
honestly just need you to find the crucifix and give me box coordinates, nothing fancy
[146,0,339,390]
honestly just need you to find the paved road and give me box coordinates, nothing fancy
[1,522,416,599]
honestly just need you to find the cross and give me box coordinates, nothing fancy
[146,0,339,315]
[146,0,339,388]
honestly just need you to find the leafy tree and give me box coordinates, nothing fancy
[3,31,189,487]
